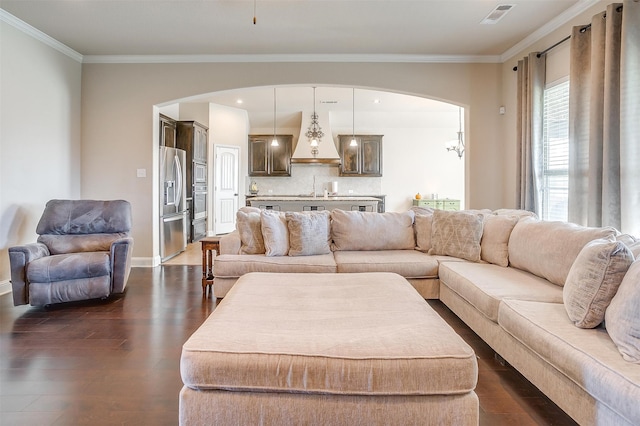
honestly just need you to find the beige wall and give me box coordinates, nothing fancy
[80,61,503,263]
[1,2,609,274]
[0,21,82,288]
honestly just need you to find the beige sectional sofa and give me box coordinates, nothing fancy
[214,206,640,426]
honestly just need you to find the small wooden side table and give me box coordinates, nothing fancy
[201,236,221,298]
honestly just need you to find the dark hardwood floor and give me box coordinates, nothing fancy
[1,266,577,425]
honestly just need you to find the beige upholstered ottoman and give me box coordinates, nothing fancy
[180,272,478,425]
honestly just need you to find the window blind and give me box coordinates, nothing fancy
[542,80,569,221]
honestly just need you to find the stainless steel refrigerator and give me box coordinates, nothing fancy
[160,146,187,261]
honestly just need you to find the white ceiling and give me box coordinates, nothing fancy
[1,0,596,59]
[195,85,464,129]
[1,0,597,127]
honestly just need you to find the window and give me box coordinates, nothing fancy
[541,79,569,221]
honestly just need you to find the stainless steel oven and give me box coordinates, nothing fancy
[193,185,207,220]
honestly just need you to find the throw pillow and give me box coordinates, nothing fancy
[429,210,484,262]
[617,234,640,259]
[481,215,519,267]
[414,214,433,253]
[236,208,265,254]
[286,211,331,256]
[615,233,637,246]
[605,260,640,363]
[411,206,435,216]
[330,210,415,251]
[260,210,289,256]
[563,239,634,328]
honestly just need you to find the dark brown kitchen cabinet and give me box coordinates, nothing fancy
[177,121,208,190]
[248,135,292,176]
[159,114,176,148]
[338,135,383,177]
[177,120,209,243]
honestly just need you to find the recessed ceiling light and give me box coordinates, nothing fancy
[236,99,243,104]
[373,99,381,104]
[480,4,515,25]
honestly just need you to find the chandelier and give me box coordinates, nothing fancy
[305,87,324,157]
[446,107,465,159]
[350,88,357,146]
[271,87,279,147]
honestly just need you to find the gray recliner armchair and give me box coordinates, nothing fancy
[9,199,134,307]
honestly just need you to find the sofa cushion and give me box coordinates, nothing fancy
[237,208,265,254]
[27,252,111,283]
[563,239,634,328]
[498,299,640,425]
[331,210,415,251]
[438,262,563,322]
[38,233,128,255]
[260,210,289,257]
[214,254,337,277]
[508,218,617,286]
[286,211,331,256]
[480,215,518,267]
[605,260,640,363]
[492,208,537,219]
[429,210,484,262]
[333,250,438,278]
[220,230,241,255]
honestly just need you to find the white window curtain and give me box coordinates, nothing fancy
[516,52,546,214]
[568,0,640,235]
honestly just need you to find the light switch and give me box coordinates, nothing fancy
[136,168,146,178]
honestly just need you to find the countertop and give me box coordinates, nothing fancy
[247,195,382,202]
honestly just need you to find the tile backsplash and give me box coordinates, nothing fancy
[249,165,382,196]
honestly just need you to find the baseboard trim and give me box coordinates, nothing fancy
[131,256,161,267]
[0,280,11,296]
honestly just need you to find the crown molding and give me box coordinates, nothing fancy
[3,1,601,68]
[82,53,502,64]
[0,9,83,63]
[500,0,602,62]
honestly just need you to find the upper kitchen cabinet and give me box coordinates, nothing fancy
[159,114,177,148]
[339,135,383,177]
[249,135,292,177]
[177,121,209,188]
[177,121,208,162]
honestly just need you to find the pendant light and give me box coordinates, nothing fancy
[446,107,465,159]
[350,88,358,147]
[271,88,279,147]
[305,87,324,157]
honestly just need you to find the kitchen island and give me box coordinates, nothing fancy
[247,195,384,212]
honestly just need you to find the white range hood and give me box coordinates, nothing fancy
[291,110,341,164]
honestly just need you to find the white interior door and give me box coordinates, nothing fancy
[214,145,239,235]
